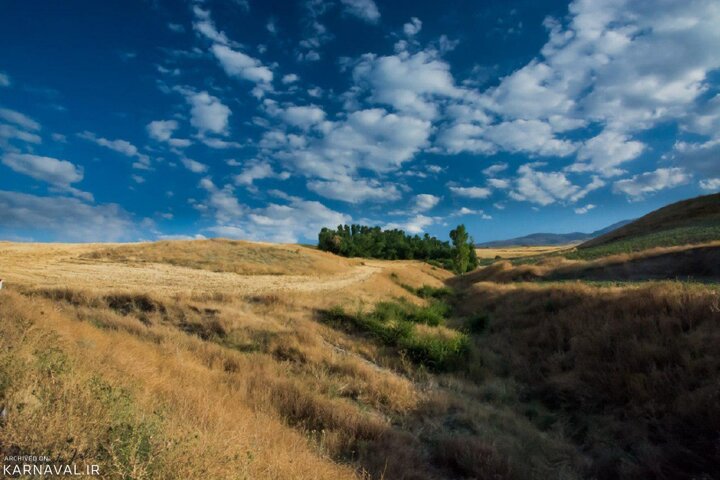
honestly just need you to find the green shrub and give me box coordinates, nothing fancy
[320,299,468,371]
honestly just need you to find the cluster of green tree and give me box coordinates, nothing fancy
[317,224,478,273]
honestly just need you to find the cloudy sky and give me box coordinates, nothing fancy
[1,0,719,243]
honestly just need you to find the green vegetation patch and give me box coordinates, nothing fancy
[570,223,720,260]
[322,299,468,371]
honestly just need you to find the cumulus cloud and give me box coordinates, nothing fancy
[574,204,595,214]
[613,167,690,200]
[667,138,720,178]
[211,44,273,85]
[353,50,461,119]
[699,178,720,191]
[0,190,136,242]
[268,103,326,129]
[183,90,231,136]
[79,131,151,170]
[198,177,245,222]
[411,193,440,212]
[449,186,491,199]
[192,6,273,93]
[437,0,720,184]
[234,160,290,187]
[573,130,645,176]
[403,17,422,36]
[509,164,604,206]
[307,176,401,204]
[384,214,434,234]
[340,0,380,23]
[181,158,209,174]
[265,108,431,181]
[439,120,576,157]
[204,189,349,243]
[147,119,191,148]
[282,73,299,84]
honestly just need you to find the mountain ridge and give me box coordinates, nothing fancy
[476,220,632,247]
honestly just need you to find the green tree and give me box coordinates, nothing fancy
[450,224,471,274]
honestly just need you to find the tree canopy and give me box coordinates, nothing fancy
[318,224,478,273]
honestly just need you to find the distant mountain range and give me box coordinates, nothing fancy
[476,220,633,247]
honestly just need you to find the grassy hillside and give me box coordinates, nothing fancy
[81,239,354,275]
[574,193,720,259]
[2,240,719,479]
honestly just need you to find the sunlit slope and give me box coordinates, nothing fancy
[575,192,720,258]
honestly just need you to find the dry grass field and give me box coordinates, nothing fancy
[475,245,573,261]
[1,239,719,479]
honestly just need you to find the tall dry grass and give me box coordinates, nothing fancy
[458,280,720,479]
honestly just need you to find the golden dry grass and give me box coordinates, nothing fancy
[475,245,573,260]
[10,238,715,478]
[471,241,720,283]
[6,241,554,479]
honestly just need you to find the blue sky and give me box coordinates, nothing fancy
[1,0,719,243]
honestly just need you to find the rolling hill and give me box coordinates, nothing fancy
[477,220,631,247]
[574,192,720,258]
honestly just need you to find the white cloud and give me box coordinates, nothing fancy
[307,176,401,204]
[1,152,90,200]
[0,108,40,131]
[0,72,10,87]
[282,73,299,84]
[147,120,178,142]
[168,23,185,33]
[280,105,326,129]
[699,178,720,191]
[0,124,42,146]
[181,158,209,174]
[192,6,230,45]
[574,204,595,214]
[198,177,245,222]
[437,0,720,182]
[449,186,492,199]
[668,138,720,178]
[340,0,380,23]
[353,50,461,119]
[403,17,422,36]
[211,44,273,85]
[0,191,136,242]
[267,108,431,181]
[79,131,151,169]
[234,161,290,187]
[451,207,491,219]
[412,193,440,212]
[487,178,510,189]
[384,214,434,234]
[147,120,192,148]
[184,91,231,136]
[573,129,645,176]
[266,18,278,35]
[482,162,508,176]
[206,194,349,243]
[508,164,603,206]
[613,167,690,200]
[482,120,577,157]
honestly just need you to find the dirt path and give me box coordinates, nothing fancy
[0,243,384,296]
